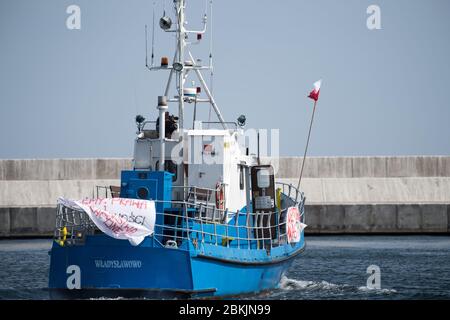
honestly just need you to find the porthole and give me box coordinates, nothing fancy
[137,187,149,199]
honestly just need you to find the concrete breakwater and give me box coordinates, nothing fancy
[1,156,449,237]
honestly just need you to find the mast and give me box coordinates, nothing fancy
[147,0,227,132]
[176,0,185,131]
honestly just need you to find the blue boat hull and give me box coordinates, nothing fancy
[190,250,302,297]
[48,233,305,299]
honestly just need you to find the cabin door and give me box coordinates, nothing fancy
[188,135,224,202]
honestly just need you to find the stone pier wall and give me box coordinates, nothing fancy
[1,156,449,237]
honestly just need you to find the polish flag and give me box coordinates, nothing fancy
[308,80,322,102]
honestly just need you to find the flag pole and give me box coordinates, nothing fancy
[297,99,318,191]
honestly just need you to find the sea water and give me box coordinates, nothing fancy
[0,236,449,300]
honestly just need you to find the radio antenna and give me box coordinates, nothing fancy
[151,2,155,66]
[145,24,149,68]
[207,0,213,127]
[145,3,156,69]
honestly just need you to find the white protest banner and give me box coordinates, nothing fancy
[286,206,307,243]
[58,197,156,246]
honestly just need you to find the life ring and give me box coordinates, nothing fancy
[215,182,224,210]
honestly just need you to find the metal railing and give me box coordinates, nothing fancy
[54,202,98,246]
[201,121,239,130]
[151,199,305,251]
[173,183,226,210]
[141,120,239,131]
[93,185,121,199]
[55,183,305,251]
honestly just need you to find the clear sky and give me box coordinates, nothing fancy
[1,0,449,158]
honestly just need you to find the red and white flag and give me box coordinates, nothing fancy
[308,79,322,102]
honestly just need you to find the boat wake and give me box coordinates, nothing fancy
[278,276,397,295]
[89,296,128,300]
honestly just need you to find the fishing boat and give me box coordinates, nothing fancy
[48,0,307,299]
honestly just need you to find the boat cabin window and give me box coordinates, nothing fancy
[256,168,271,188]
[239,166,244,190]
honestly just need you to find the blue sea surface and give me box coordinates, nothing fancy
[0,236,449,300]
